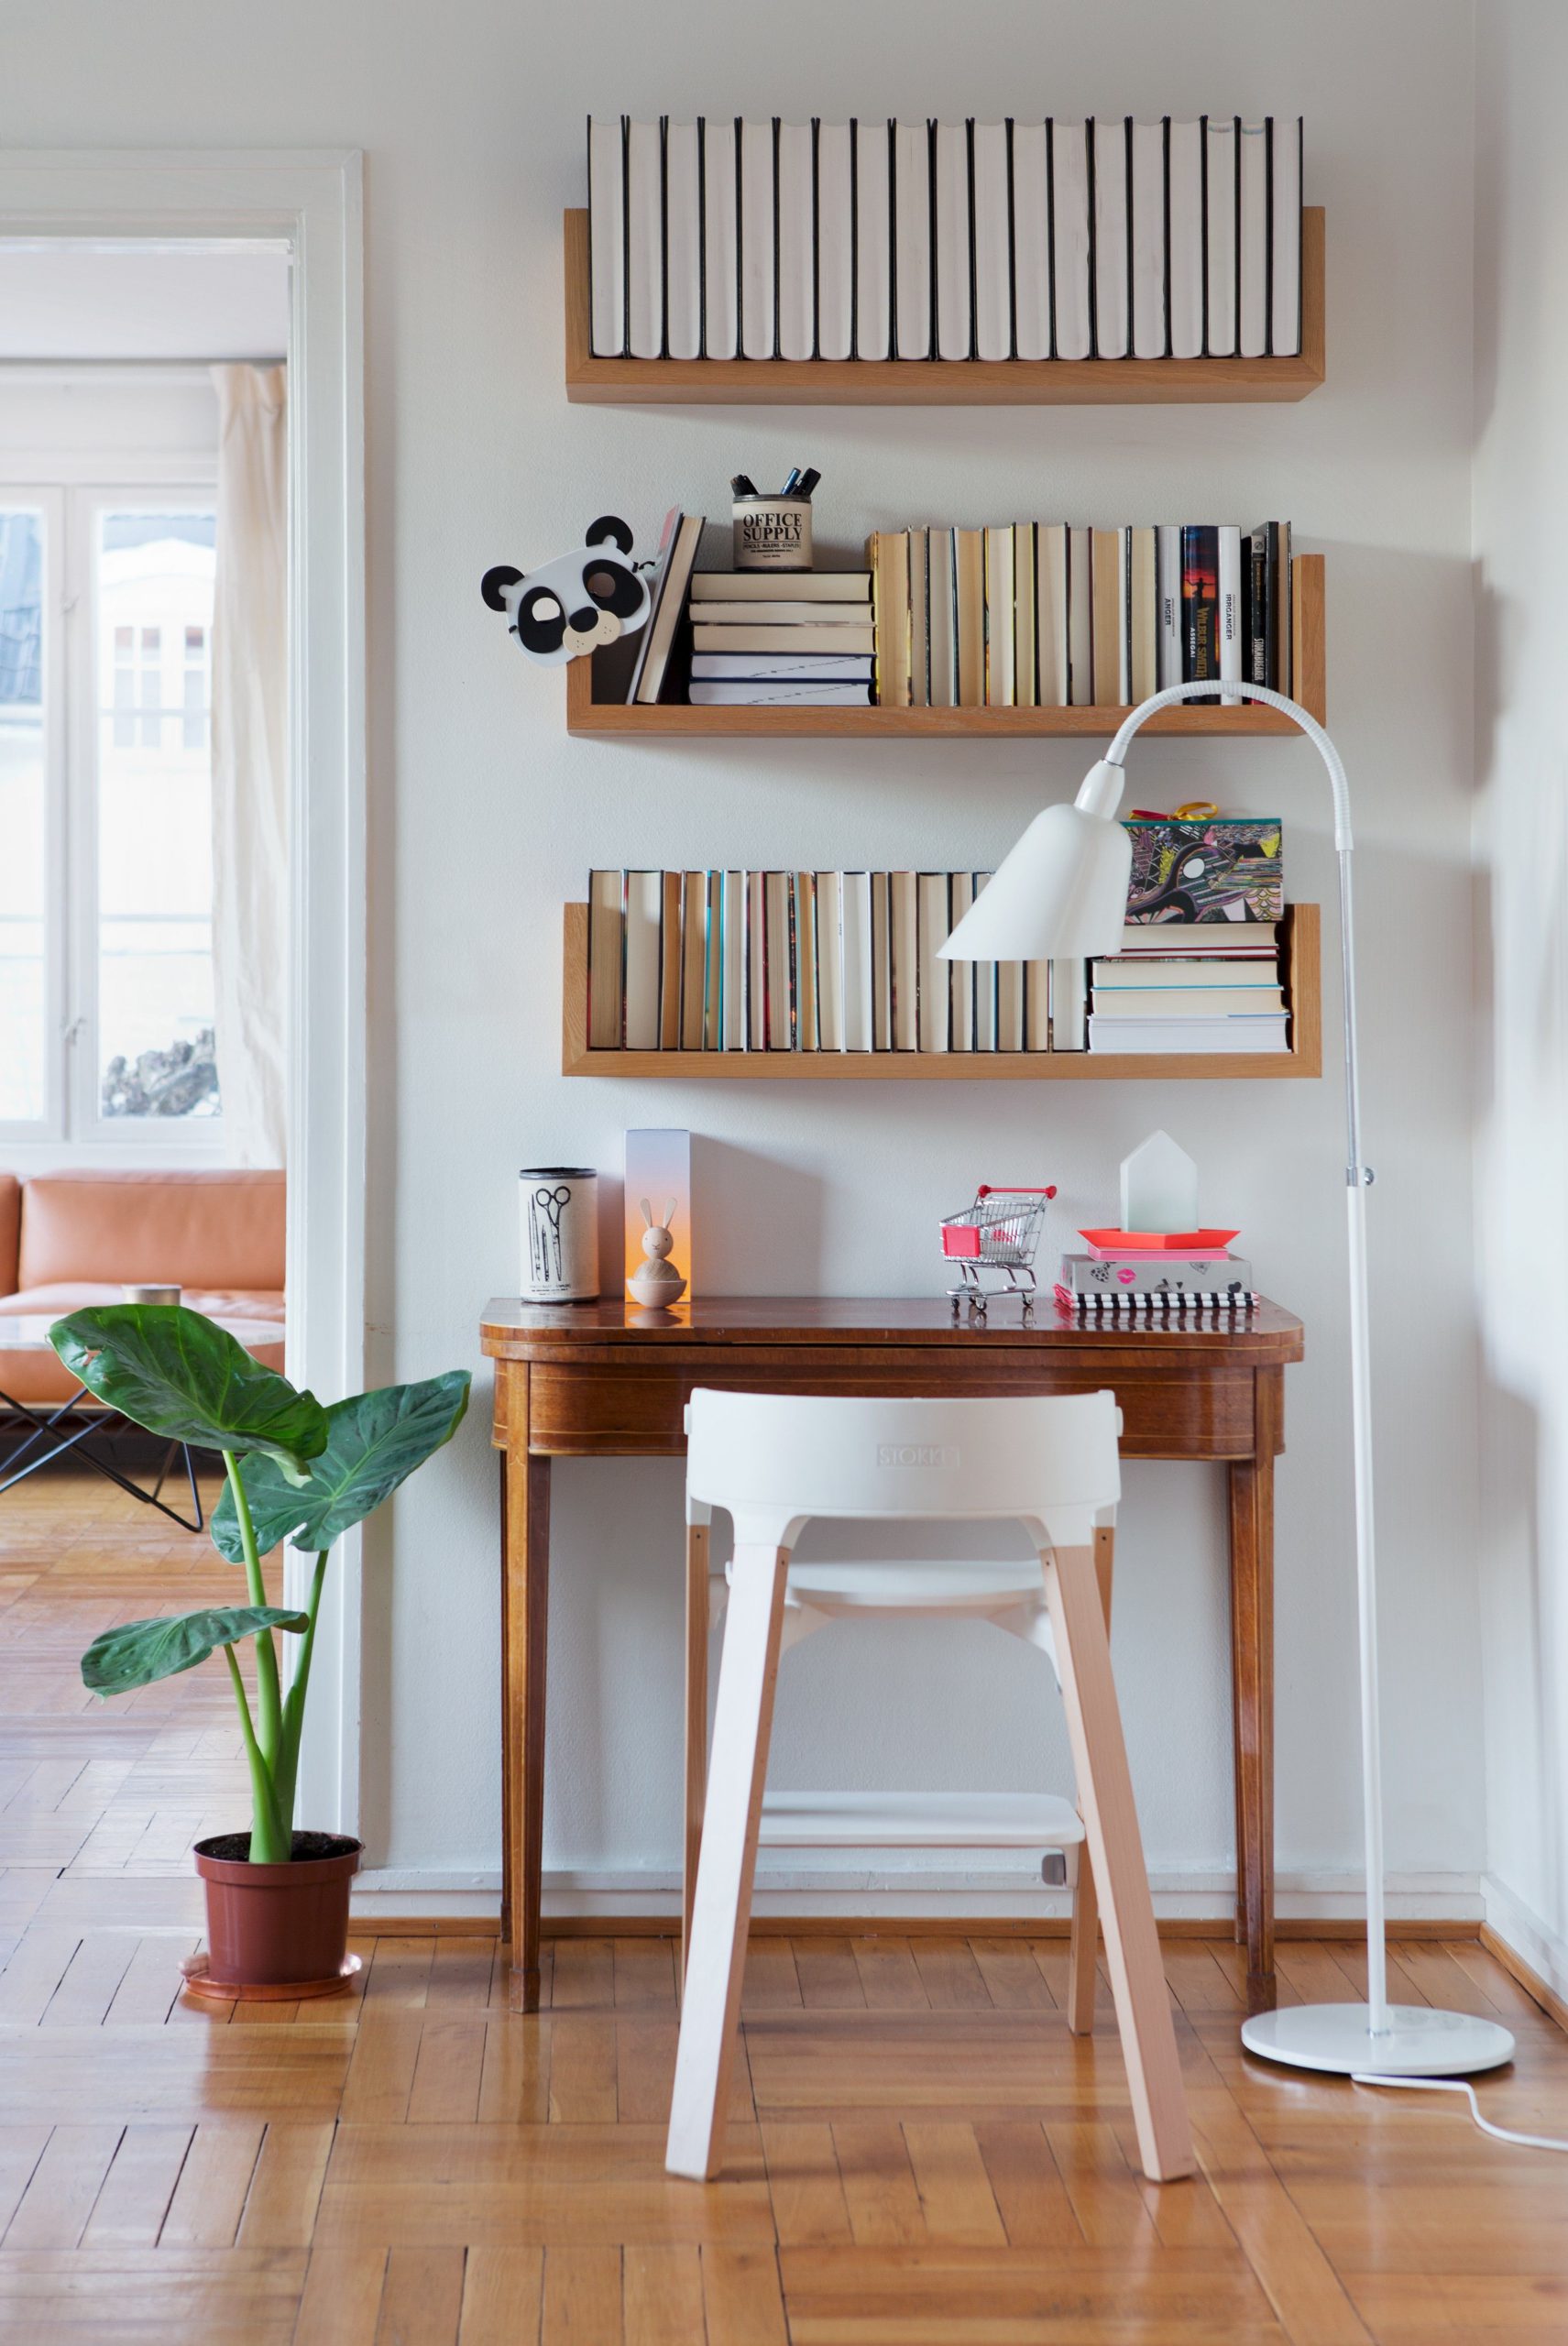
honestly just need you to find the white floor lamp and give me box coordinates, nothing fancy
[942,680,1514,2080]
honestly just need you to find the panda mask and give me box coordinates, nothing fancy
[480,517,650,664]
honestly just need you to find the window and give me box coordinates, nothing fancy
[0,485,222,1144]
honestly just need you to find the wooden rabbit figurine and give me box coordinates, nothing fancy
[629,1195,686,1306]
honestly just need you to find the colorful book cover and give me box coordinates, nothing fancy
[1124,817,1283,925]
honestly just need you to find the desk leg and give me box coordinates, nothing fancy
[1228,1454,1276,2010]
[503,1445,552,2012]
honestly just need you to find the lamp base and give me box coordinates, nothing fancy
[1241,2001,1515,2077]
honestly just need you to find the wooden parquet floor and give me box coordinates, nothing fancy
[0,1463,1564,2341]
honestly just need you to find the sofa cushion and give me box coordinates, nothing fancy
[0,1177,18,1298]
[0,1286,284,1408]
[16,1169,285,1292]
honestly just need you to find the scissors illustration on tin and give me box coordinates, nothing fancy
[531,1184,572,1285]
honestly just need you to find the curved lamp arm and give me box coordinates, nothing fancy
[1087,677,1386,2030]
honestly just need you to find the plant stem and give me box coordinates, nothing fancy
[222,1450,283,1769]
[273,1550,329,1833]
[224,1644,289,1861]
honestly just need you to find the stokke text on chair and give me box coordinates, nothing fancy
[666,1387,1194,2187]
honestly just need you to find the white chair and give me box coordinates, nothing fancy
[667,1387,1194,2188]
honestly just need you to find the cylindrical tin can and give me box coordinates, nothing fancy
[732,496,812,570]
[519,1167,599,1302]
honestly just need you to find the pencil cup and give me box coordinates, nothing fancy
[520,1168,599,1302]
[732,496,812,571]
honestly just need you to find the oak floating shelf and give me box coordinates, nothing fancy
[561,901,1321,1082]
[565,206,1324,406]
[569,554,1324,739]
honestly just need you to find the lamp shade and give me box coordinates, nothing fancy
[939,800,1132,962]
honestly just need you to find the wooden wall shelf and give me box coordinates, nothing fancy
[565,207,1325,406]
[569,555,1324,739]
[561,901,1321,1081]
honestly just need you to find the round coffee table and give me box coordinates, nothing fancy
[0,1314,285,1532]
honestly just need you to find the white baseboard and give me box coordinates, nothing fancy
[1482,1872,1568,2005]
[351,1861,1483,1927]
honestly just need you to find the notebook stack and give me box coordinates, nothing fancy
[587,116,1304,365]
[869,522,1291,708]
[1086,924,1288,1055]
[688,573,874,707]
[1057,1232,1259,1316]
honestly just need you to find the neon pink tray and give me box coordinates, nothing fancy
[1079,1227,1240,1254]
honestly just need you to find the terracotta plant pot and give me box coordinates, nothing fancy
[192,1830,362,1992]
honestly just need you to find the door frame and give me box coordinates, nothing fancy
[0,151,367,1835]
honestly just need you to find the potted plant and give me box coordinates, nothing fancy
[51,1303,469,1998]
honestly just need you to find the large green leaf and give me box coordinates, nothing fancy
[82,1606,310,1697]
[212,1370,471,1562]
[51,1305,327,1479]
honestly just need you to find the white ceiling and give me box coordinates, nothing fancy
[0,245,291,362]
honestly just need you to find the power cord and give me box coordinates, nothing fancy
[1352,2072,1568,2152]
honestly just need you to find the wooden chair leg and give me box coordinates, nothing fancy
[666,1541,789,2181]
[1067,1524,1115,2035]
[682,1518,711,1985]
[1046,1539,1193,2184]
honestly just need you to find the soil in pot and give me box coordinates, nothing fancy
[194,1830,362,1989]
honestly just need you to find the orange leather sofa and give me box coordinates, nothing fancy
[0,1170,285,1407]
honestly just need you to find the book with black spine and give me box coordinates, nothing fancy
[1245,524,1270,693]
[889,870,918,1047]
[1181,523,1220,703]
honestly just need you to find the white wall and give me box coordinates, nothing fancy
[5,0,1486,1917]
[1473,0,1568,1997]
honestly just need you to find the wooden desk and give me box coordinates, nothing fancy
[481,1295,1304,2012]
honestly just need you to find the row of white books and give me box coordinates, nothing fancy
[587,115,1303,364]
[1087,930,1288,1054]
[590,869,1092,1053]
[870,522,1292,710]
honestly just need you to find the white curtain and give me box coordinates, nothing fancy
[210,362,289,1168]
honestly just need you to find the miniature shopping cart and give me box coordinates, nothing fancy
[939,1185,1058,1321]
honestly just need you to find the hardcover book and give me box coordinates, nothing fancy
[1124,817,1283,925]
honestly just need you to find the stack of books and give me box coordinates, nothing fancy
[587,868,1096,1053]
[1086,925,1288,1055]
[587,116,1304,365]
[689,573,873,707]
[869,522,1291,708]
[1056,1233,1259,1315]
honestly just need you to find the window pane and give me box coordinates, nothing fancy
[0,509,47,1124]
[96,511,220,1119]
